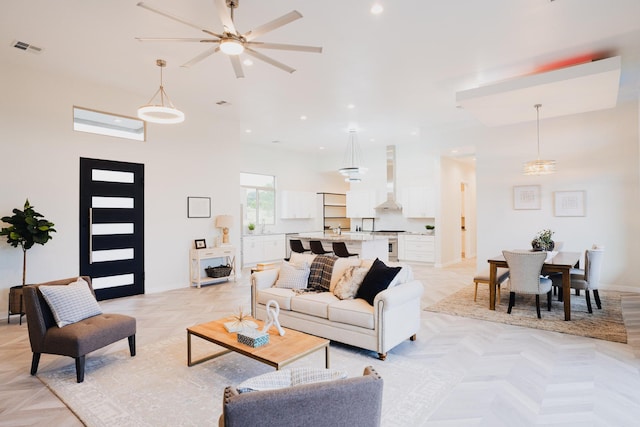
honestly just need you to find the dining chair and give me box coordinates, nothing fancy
[332,241,359,258]
[551,248,603,313]
[290,239,311,254]
[310,240,332,255]
[473,268,509,302]
[502,250,552,319]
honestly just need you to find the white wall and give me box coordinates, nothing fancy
[475,101,640,290]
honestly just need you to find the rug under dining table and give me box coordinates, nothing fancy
[425,285,627,343]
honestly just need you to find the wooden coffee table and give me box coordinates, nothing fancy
[187,317,330,369]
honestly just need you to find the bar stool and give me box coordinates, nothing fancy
[332,242,358,258]
[310,240,332,255]
[290,239,311,254]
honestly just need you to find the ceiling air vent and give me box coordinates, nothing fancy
[216,100,231,106]
[12,40,43,54]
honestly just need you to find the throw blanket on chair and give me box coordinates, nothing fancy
[308,255,337,292]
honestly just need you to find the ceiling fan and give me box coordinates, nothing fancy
[136,0,322,78]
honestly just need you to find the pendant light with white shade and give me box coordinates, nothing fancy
[338,130,367,182]
[523,104,555,175]
[137,59,185,124]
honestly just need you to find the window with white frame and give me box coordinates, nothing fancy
[240,172,275,230]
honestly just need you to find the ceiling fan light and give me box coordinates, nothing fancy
[137,105,185,124]
[220,39,244,55]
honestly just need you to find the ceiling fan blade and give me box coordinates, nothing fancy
[137,2,209,33]
[215,0,237,34]
[181,46,219,68]
[136,37,220,43]
[244,10,302,41]
[245,47,295,74]
[246,42,322,53]
[229,55,245,79]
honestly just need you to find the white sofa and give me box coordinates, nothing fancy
[251,254,424,360]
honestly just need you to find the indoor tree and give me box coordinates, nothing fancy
[0,199,56,286]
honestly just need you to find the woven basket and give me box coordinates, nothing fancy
[205,265,232,278]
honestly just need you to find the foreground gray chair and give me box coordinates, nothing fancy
[552,248,604,313]
[503,250,552,319]
[23,276,136,383]
[220,366,383,427]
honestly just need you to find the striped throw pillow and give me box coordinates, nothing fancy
[39,278,103,328]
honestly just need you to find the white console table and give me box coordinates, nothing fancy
[189,246,236,288]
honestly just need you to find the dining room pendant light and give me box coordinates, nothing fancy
[338,130,367,182]
[137,59,185,124]
[523,104,555,175]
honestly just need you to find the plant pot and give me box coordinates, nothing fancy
[8,285,25,324]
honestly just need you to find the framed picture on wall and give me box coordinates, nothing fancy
[187,197,211,218]
[194,239,206,249]
[513,185,541,210]
[554,191,586,216]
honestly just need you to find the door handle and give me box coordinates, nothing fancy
[89,208,93,264]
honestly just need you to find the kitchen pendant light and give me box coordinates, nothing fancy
[523,104,555,175]
[137,59,185,124]
[338,130,367,182]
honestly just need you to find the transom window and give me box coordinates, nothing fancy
[240,172,275,229]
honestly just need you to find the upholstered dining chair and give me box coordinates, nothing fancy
[289,239,311,254]
[332,241,359,258]
[23,276,136,383]
[552,248,604,313]
[502,250,552,319]
[309,240,332,255]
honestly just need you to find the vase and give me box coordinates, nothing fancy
[532,240,554,251]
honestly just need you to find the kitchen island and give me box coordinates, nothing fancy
[296,232,389,262]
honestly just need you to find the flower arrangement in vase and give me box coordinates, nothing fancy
[532,229,554,251]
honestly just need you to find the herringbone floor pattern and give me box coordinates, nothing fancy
[2,259,640,426]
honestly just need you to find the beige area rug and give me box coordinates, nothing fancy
[37,334,464,427]
[425,285,627,343]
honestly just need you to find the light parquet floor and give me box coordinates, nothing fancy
[2,259,640,426]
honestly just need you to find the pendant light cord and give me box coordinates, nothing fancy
[535,103,541,160]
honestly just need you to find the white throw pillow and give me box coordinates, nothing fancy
[289,252,317,265]
[275,261,310,289]
[39,278,102,328]
[333,266,370,300]
[236,368,348,393]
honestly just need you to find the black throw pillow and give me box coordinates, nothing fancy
[356,258,402,305]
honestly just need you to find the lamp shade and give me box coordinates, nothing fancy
[215,215,234,229]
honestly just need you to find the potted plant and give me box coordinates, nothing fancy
[425,224,435,235]
[1,199,56,322]
[247,223,255,234]
[532,229,554,251]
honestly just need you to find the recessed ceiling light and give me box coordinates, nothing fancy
[243,59,253,66]
[370,138,375,142]
[451,149,459,154]
[319,146,325,150]
[370,3,384,14]
[300,115,307,120]
[411,131,418,136]
[245,129,252,133]
[347,104,355,109]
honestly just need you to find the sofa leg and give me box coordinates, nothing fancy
[75,356,86,383]
[377,353,387,361]
[30,353,41,375]
[128,335,136,357]
[409,334,417,341]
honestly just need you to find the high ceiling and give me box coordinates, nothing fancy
[3,0,640,155]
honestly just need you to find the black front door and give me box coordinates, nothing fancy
[79,158,144,300]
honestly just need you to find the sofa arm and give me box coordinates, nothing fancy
[251,269,280,291]
[374,280,424,308]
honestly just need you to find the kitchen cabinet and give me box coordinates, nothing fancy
[401,186,435,218]
[318,192,349,231]
[280,190,316,219]
[346,190,377,218]
[398,234,435,263]
[242,234,286,267]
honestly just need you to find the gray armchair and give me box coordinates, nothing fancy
[220,366,384,427]
[23,276,136,383]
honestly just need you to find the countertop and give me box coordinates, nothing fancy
[295,232,389,242]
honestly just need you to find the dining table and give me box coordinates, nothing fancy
[487,251,581,321]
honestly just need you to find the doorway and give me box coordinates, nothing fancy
[79,158,144,300]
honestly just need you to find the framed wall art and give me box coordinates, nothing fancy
[513,185,541,210]
[187,197,211,218]
[194,239,206,249]
[554,191,585,217]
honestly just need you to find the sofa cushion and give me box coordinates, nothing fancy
[328,299,375,329]
[289,252,317,265]
[333,266,369,300]
[356,258,402,305]
[290,292,338,319]
[236,368,348,394]
[330,258,363,292]
[257,288,295,311]
[275,261,310,289]
[39,278,103,328]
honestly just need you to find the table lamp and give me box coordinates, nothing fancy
[216,215,234,245]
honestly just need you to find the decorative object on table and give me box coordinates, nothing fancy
[137,59,184,124]
[224,306,258,333]
[194,238,206,249]
[205,264,232,278]
[513,185,541,210]
[187,197,211,218]
[1,199,56,324]
[216,214,234,244]
[247,223,255,234]
[554,191,586,217]
[425,225,435,235]
[523,104,556,175]
[237,328,270,348]
[261,300,285,336]
[531,229,555,251]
